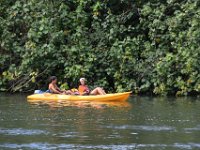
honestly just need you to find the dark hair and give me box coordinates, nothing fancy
[49,76,57,83]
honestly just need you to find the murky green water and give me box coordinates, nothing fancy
[0,93,200,150]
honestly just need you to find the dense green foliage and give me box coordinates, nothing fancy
[0,0,200,95]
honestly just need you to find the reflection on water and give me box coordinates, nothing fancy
[28,99,132,109]
[0,94,200,150]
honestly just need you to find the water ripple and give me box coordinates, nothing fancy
[184,125,200,131]
[0,128,48,136]
[104,125,176,131]
[57,132,89,138]
[0,143,200,149]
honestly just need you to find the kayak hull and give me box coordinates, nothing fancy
[27,92,131,102]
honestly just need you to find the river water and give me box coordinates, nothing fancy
[0,93,200,150]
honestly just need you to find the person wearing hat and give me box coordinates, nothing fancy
[78,78,106,95]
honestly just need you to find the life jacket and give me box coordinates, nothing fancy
[78,85,90,95]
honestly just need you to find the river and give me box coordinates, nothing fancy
[0,93,200,149]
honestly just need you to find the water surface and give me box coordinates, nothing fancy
[0,93,200,149]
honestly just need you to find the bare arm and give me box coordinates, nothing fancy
[54,84,63,92]
[49,85,62,94]
[83,86,90,95]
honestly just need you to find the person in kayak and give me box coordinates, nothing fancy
[48,76,72,95]
[78,78,106,95]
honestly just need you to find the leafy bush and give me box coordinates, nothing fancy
[0,0,200,95]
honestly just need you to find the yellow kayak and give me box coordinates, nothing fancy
[27,92,131,102]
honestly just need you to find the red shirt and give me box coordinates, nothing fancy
[78,85,90,95]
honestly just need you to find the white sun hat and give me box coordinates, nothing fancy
[80,78,86,82]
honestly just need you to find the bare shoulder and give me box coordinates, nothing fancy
[49,83,53,88]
